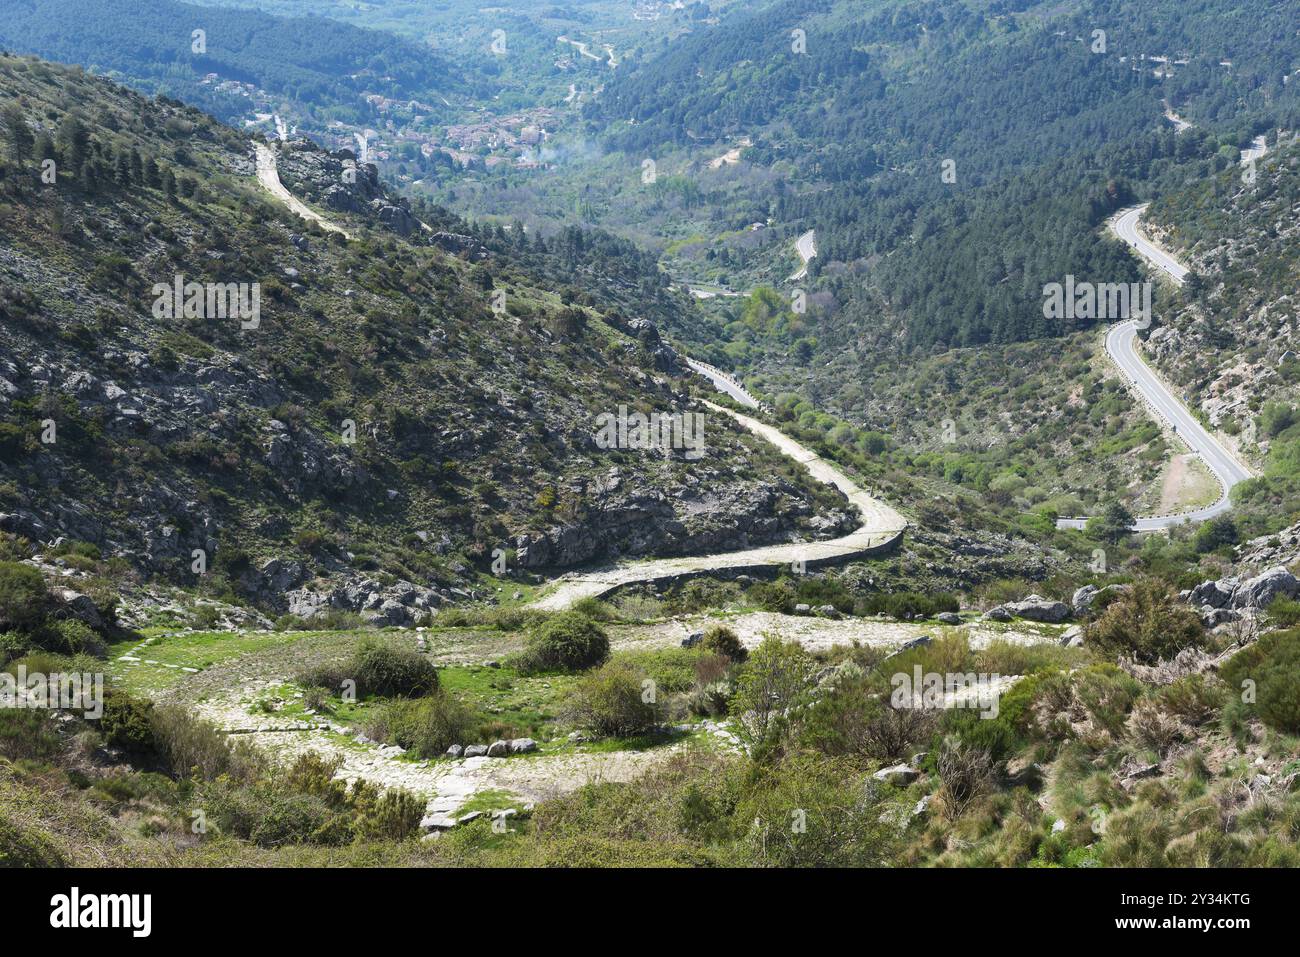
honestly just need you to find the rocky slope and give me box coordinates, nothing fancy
[0,55,852,620]
[1144,135,1300,439]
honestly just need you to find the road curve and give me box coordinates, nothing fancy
[1110,204,1186,283]
[790,229,817,281]
[685,358,760,409]
[249,142,908,605]
[1058,207,1253,531]
[533,400,907,610]
[254,142,353,240]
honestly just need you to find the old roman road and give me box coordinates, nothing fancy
[254,142,353,239]
[250,142,908,608]
[1057,205,1253,531]
[532,397,907,610]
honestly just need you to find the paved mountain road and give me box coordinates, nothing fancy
[1057,207,1253,531]
[790,229,817,281]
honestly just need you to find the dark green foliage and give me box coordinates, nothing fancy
[0,708,61,762]
[370,692,477,758]
[1085,579,1203,664]
[0,561,47,631]
[563,660,658,739]
[1221,628,1300,734]
[99,691,157,758]
[701,625,747,663]
[297,641,438,700]
[858,591,960,620]
[518,612,610,673]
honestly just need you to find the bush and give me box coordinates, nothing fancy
[748,580,793,613]
[1085,579,1203,664]
[150,704,261,781]
[0,809,67,867]
[1220,627,1300,734]
[801,669,936,760]
[99,691,157,758]
[0,561,47,631]
[0,631,29,666]
[0,709,60,761]
[298,640,438,699]
[858,591,959,619]
[935,734,994,817]
[1266,595,1300,628]
[564,660,658,738]
[37,618,104,656]
[701,625,747,662]
[730,636,816,751]
[518,612,609,673]
[372,692,478,758]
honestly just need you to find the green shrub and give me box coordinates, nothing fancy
[150,703,260,781]
[372,692,478,758]
[298,640,438,699]
[858,591,960,619]
[801,667,936,761]
[37,618,104,656]
[1085,579,1203,664]
[564,660,658,738]
[695,625,743,663]
[0,709,61,761]
[99,691,157,758]
[0,561,47,631]
[0,809,67,866]
[747,580,793,613]
[1220,628,1300,734]
[1266,595,1300,628]
[0,631,29,666]
[730,636,816,751]
[518,612,609,673]
[351,784,423,842]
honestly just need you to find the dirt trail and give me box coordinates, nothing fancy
[533,401,907,610]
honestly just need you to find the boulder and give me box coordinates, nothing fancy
[872,764,920,786]
[983,606,1012,622]
[486,740,511,758]
[1000,594,1071,623]
[681,631,704,649]
[1201,606,1240,628]
[814,604,842,619]
[1059,625,1084,648]
[1071,585,1099,617]
[509,738,538,754]
[1230,566,1299,610]
[54,589,103,630]
[463,744,488,758]
[1190,577,1237,609]
[794,603,812,615]
[882,635,932,662]
[445,744,463,758]
[936,612,962,625]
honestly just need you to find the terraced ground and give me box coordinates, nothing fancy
[107,611,1067,831]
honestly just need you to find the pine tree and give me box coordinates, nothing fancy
[1,104,33,164]
[59,115,89,178]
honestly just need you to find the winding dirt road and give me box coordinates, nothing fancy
[254,142,352,239]
[250,145,906,609]
[533,400,907,610]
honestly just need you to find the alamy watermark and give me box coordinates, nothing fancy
[152,274,260,329]
[594,405,705,460]
[1042,275,1151,326]
[891,666,1003,719]
[1,665,103,719]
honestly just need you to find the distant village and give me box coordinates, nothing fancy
[198,71,559,176]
